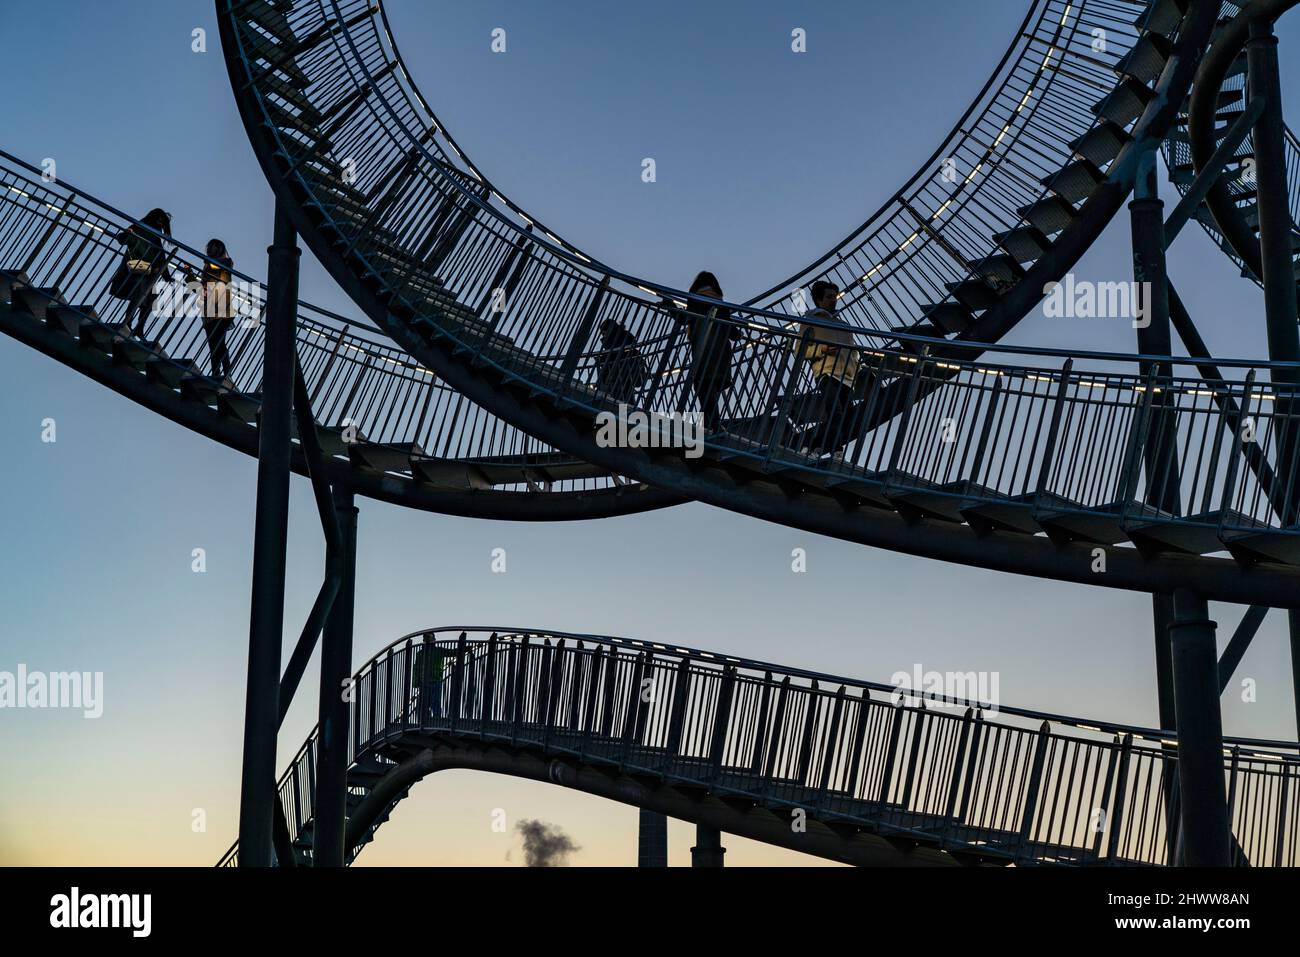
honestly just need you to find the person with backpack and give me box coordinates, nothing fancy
[109,208,173,339]
[197,239,235,381]
[793,280,868,458]
[675,271,740,432]
[595,317,649,405]
[412,640,451,721]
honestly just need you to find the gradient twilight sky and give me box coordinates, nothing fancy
[2,0,1299,867]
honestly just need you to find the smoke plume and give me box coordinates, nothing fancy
[515,819,580,867]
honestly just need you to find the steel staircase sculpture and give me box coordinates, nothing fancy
[0,150,681,519]
[1166,0,1300,286]
[216,627,1300,868]
[214,0,1300,606]
[8,0,1291,868]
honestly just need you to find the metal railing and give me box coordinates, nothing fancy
[212,0,1300,546]
[219,627,1300,867]
[0,150,635,496]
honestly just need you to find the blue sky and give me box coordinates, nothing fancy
[1,0,1298,866]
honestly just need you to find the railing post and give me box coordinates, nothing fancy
[1032,359,1074,501]
[795,683,821,786]
[510,636,530,746]
[841,690,872,802]
[748,674,774,777]
[764,329,810,464]
[816,686,848,798]
[1014,721,1052,861]
[665,657,692,756]
[480,632,499,737]
[1273,760,1290,868]
[559,276,609,385]
[707,667,736,783]
[956,710,985,824]
[542,639,565,750]
[620,653,649,768]
[400,638,413,729]
[897,703,928,812]
[884,347,931,484]
[450,631,468,729]
[939,707,975,845]
[761,677,793,799]
[1118,368,1161,507]
[1216,371,1257,530]
[1104,733,1134,862]
[875,699,906,812]
[967,378,1004,486]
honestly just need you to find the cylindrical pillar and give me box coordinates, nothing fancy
[1169,588,1231,867]
[314,487,358,867]
[637,809,667,867]
[691,823,726,867]
[1130,146,1182,513]
[1246,19,1300,385]
[237,200,300,866]
[1290,610,1300,739]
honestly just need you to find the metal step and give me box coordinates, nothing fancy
[994,224,1051,264]
[1125,508,1259,556]
[349,441,425,474]
[1018,195,1077,237]
[1036,500,1175,547]
[145,355,201,389]
[1222,526,1300,566]
[1042,159,1106,205]
[45,304,96,337]
[922,302,975,335]
[78,318,128,353]
[218,389,262,424]
[958,491,1080,536]
[1092,77,1156,128]
[889,480,1002,524]
[111,336,167,372]
[11,285,66,321]
[1070,121,1132,169]
[1114,32,1173,85]
[1135,0,1190,40]
[0,268,30,303]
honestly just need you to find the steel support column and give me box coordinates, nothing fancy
[237,199,300,866]
[1169,588,1231,866]
[638,809,667,867]
[691,823,726,867]
[1131,147,1180,735]
[1246,17,1300,731]
[1291,610,1300,737]
[1246,17,1300,384]
[314,486,358,867]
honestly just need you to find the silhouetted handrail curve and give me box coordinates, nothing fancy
[217,626,1300,868]
[0,149,683,519]
[215,0,1300,604]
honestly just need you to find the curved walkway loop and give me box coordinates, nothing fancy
[216,0,1300,605]
[0,149,679,519]
[217,628,1300,868]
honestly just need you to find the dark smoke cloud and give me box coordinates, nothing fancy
[515,819,580,867]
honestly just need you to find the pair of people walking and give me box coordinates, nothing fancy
[109,209,235,380]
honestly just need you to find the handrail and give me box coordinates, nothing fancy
[213,0,1300,554]
[0,150,658,501]
[218,625,1300,868]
